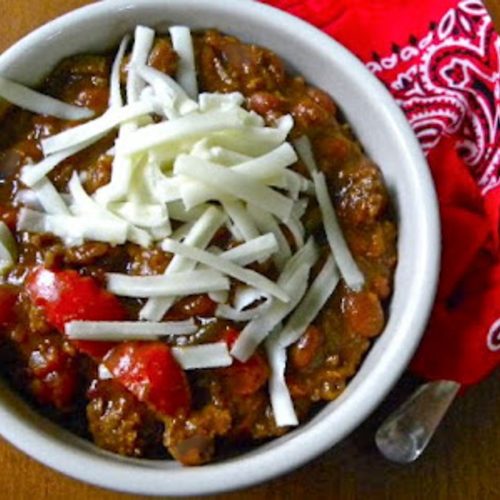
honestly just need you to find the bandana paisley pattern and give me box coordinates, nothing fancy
[366,0,500,194]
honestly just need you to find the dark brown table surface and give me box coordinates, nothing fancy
[0,1,498,498]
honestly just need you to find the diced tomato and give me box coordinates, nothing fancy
[0,285,17,327]
[220,327,269,396]
[25,267,126,329]
[103,342,191,417]
[223,327,240,347]
[25,267,126,358]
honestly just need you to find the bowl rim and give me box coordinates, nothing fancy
[0,0,441,496]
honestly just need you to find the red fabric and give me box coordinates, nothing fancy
[263,0,500,385]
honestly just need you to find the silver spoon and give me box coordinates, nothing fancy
[375,380,461,463]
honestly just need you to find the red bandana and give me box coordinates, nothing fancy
[263,0,500,386]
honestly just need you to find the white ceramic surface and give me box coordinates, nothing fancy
[0,0,440,496]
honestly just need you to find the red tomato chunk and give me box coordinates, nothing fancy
[26,267,126,358]
[103,342,191,417]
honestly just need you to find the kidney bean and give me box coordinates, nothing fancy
[342,290,384,338]
[247,91,287,117]
[290,325,325,370]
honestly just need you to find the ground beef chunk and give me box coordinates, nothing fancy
[195,30,285,94]
[83,153,113,193]
[86,379,164,458]
[2,296,81,411]
[164,404,231,465]
[330,156,389,227]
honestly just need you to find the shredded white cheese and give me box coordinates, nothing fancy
[229,239,318,361]
[135,64,198,117]
[13,189,42,210]
[230,263,310,362]
[233,286,269,311]
[92,128,140,205]
[284,170,314,199]
[0,221,17,272]
[292,197,309,220]
[266,333,298,427]
[284,214,305,249]
[216,300,271,322]
[17,207,128,246]
[138,158,179,205]
[232,142,297,180]
[226,221,243,242]
[191,139,250,166]
[177,178,228,209]
[118,108,245,156]
[149,223,172,241]
[221,199,259,243]
[68,172,152,248]
[209,126,289,157]
[109,201,169,229]
[278,254,340,348]
[107,269,230,298]
[167,201,208,222]
[279,237,318,283]
[172,342,232,370]
[313,171,364,291]
[0,76,93,120]
[109,34,130,108]
[198,92,244,112]
[212,147,251,165]
[174,155,294,221]
[276,114,294,137]
[126,25,155,104]
[220,233,278,267]
[208,290,229,304]
[65,319,198,341]
[20,136,104,187]
[293,135,318,174]
[170,220,194,241]
[41,100,154,156]
[247,204,291,270]
[169,26,199,100]
[31,177,70,215]
[140,205,226,321]
[162,238,290,303]
[69,171,114,216]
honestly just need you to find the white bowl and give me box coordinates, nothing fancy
[0,0,440,495]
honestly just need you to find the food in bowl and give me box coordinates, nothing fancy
[0,25,397,465]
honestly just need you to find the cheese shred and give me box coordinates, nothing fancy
[313,171,365,291]
[172,343,232,370]
[162,238,290,303]
[0,221,17,272]
[65,319,198,341]
[0,76,93,120]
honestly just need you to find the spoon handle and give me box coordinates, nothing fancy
[375,380,461,463]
